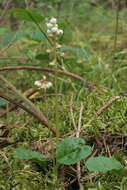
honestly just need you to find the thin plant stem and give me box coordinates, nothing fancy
[114,0,120,54]
[53,34,60,185]
[54,35,59,146]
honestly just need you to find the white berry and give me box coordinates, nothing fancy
[57,29,63,35]
[50,17,57,24]
[47,29,51,34]
[51,26,58,33]
[46,23,53,29]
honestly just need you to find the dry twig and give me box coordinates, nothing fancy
[86,96,120,127]
[70,92,77,131]
[70,92,84,189]
[0,66,95,89]
[0,0,12,24]
[0,91,56,135]
[76,103,84,190]
[0,89,38,118]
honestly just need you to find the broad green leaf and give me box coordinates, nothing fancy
[10,8,43,22]
[59,46,89,60]
[14,147,46,167]
[2,32,24,46]
[86,156,122,173]
[56,137,92,165]
[29,29,47,42]
[0,98,6,106]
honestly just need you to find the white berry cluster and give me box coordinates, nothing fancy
[46,17,63,36]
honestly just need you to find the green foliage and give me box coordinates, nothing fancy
[35,53,50,61]
[14,147,46,167]
[56,137,92,165]
[0,98,6,106]
[86,156,122,173]
[59,46,89,60]
[9,8,44,22]
[2,32,24,46]
[27,29,47,42]
[0,28,6,35]
[1,1,127,189]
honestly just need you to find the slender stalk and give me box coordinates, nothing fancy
[53,35,60,183]
[114,0,120,54]
[54,35,59,146]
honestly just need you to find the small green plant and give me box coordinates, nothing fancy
[14,137,122,174]
[14,147,46,167]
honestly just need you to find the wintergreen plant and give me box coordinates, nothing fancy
[14,137,122,174]
[46,17,63,147]
[46,17,64,183]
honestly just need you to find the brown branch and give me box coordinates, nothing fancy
[86,96,120,126]
[70,94,84,189]
[0,89,38,118]
[70,92,77,132]
[76,103,84,190]
[0,66,95,89]
[71,96,120,137]
[0,91,56,135]
[77,103,84,138]
[0,0,12,23]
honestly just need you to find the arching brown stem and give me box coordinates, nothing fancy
[0,91,56,135]
[0,66,95,89]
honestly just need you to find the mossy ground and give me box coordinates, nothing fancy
[1,1,127,189]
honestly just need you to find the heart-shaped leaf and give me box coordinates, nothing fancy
[56,137,92,165]
[14,147,46,166]
[86,156,122,173]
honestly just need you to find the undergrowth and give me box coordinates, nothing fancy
[1,0,127,189]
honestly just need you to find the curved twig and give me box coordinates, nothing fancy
[0,91,56,135]
[0,0,12,23]
[0,89,38,118]
[0,66,95,89]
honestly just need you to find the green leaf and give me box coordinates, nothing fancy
[61,26,72,43]
[14,147,46,166]
[0,28,6,35]
[2,32,24,46]
[35,53,49,61]
[86,156,122,173]
[10,8,43,22]
[59,46,89,60]
[0,98,6,106]
[28,29,47,42]
[56,137,92,165]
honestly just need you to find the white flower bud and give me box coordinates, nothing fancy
[34,81,42,87]
[45,82,52,88]
[51,26,58,33]
[57,29,63,35]
[46,23,53,29]
[50,17,57,24]
[47,29,51,34]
